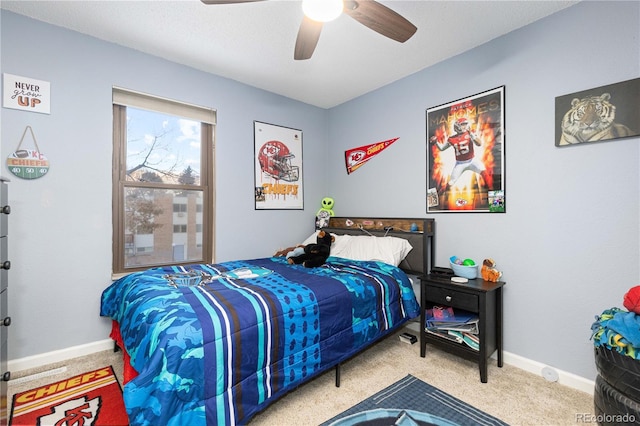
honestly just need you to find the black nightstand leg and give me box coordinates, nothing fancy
[420,279,426,358]
[479,292,488,383]
[497,286,503,368]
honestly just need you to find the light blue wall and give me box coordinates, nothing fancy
[327,1,639,381]
[1,1,638,383]
[0,11,327,361]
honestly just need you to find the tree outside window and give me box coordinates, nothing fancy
[113,89,215,274]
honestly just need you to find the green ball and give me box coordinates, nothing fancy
[462,258,475,266]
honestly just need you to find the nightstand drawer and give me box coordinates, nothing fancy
[426,286,478,312]
[0,181,7,237]
[0,237,6,292]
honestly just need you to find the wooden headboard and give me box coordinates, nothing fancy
[321,217,435,276]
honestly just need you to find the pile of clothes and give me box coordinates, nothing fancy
[592,286,640,359]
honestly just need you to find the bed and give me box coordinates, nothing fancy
[100,217,434,425]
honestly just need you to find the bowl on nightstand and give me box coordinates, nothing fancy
[450,262,478,279]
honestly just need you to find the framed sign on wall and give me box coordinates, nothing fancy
[426,86,505,213]
[3,73,50,114]
[254,121,303,210]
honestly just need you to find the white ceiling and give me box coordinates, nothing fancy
[1,0,579,108]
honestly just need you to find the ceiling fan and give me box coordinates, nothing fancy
[200,0,417,60]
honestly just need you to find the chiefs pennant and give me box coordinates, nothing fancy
[345,137,398,174]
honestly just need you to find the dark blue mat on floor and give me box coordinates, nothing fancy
[320,374,509,426]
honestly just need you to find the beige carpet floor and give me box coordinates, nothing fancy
[7,327,595,425]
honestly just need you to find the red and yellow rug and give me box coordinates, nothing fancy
[10,365,128,426]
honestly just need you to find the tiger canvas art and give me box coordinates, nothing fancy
[558,93,633,145]
[555,78,640,147]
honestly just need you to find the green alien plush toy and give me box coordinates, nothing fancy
[317,197,335,216]
[316,197,335,229]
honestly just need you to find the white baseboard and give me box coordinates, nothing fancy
[9,334,597,397]
[402,324,595,395]
[499,351,595,395]
[8,339,115,373]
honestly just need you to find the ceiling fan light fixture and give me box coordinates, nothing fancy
[302,0,343,22]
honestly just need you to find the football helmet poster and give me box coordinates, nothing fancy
[426,86,505,213]
[254,121,303,210]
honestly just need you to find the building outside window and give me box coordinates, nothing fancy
[112,88,215,274]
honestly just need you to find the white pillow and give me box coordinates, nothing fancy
[300,232,413,266]
[331,235,412,266]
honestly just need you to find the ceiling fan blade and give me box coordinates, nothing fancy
[343,0,417,43]
[201,0,265,4]
[294,16,323,60]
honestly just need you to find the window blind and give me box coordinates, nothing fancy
[113,86,216,124]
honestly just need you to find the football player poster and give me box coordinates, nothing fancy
[254,121,304,210]
[426,86,505,213]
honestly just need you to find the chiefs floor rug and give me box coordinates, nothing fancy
[10,365,128,426]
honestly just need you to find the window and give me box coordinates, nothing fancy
[173,225,187,233]
[112,87,215,274]
[173,203,188,213]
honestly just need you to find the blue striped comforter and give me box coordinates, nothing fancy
[100,256,419,425]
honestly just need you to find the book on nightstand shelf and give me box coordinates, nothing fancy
[426,307,478,329]
[425,306,480,351]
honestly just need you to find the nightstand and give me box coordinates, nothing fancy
[419,274,505,383]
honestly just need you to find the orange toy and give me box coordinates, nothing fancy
[481,258,502,282]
